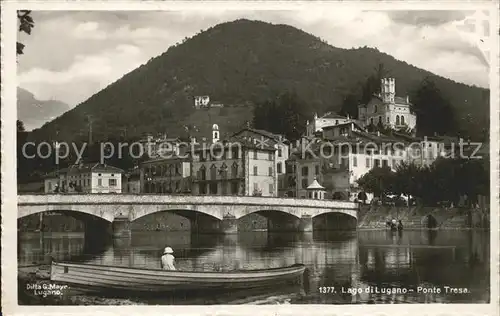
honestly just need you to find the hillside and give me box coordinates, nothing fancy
[28,19,489,142]
[17,88,70,131]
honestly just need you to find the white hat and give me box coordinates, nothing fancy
[164,247,174,254]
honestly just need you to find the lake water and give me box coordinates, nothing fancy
[18,230,490,304]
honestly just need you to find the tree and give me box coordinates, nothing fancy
[412,77,456,137]
[360,63,386,104]
[17,120,25,132]
[356,166,394,199]
[339,93,359,119]
[252,91,308,141]
[17,10,35,55]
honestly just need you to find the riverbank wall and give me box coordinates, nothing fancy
[357,205,490,230]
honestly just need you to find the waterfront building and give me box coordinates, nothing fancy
[140,156,191,194]
[231,127,289,196]
[286,127,415,199]
[189,134,277,197]
[358,78,417,132]
[44,162,123,193]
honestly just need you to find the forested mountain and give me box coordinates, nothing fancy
[27,19,489,142]
[18,88,70,131]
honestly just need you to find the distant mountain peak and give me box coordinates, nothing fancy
[17,87,70,131]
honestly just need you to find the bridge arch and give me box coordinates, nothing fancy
[131,208,223,233]
[312,209,358,220]
[18,205,114,222]
[312,212,357,231]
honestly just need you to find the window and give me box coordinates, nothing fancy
[199,183,207,194]
[278,148,283,157]
[301,178,308,189]
[109,179,117,187]
[396,115,400,125]
[277,162,283,174]
[253,150,258,159]
[366,157,370,168]
[199,165,206,180]
[392,159,396,169]
[315,165,319,175]
[341,158,348,167]
[353,156,357,167]
[253,166,258,176]
[209,182,218,194]
[231,181,239,195]
[98,179,102,186]
[374,105,378,113]
[232,147,239,159]
[401,115,405,125]
[268,152,273,161]
[210,164,217,180]
[268,166,273,176]
[370,118,374,125]
[301,166,309,176]
[269,184,274,195]
[378,116,382,124]
[374,159,381,167]
[231,163,238,178]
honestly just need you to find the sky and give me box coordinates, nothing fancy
[17,9,491,107]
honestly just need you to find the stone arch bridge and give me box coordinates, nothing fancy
[18,194,359,237]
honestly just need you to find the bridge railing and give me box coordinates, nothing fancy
[18,192,359,202]
[18,192,360,206]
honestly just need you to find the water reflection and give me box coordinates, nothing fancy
[18,230,490,304]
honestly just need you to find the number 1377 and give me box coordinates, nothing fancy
[318,287,335,293]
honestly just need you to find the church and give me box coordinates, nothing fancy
[358,78,417,132]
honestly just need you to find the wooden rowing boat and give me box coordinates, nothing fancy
[50,261,306,292]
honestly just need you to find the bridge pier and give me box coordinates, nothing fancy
[221,214,238,234]
[299,215,313,232]
[112,215,131,238]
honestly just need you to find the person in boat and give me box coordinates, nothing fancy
[397,220,404,231]
[161,247,176,270]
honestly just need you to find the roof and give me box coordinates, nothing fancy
[359,94,412,107]
[321,121,366,132]
[232,128,288,144]
[306,178,325,190]
[320,112,348,120]
[141,155,189,165]
[187,136,276,153]
[67,162,123,174]
[394,96,411,105]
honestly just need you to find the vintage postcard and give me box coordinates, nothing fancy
[1,1,499,315]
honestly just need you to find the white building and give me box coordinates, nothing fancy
[44,162,123,194]
[305,112,354,137]
[358,78,417,132]
[231,127,289,196]
[194,95,210,108]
